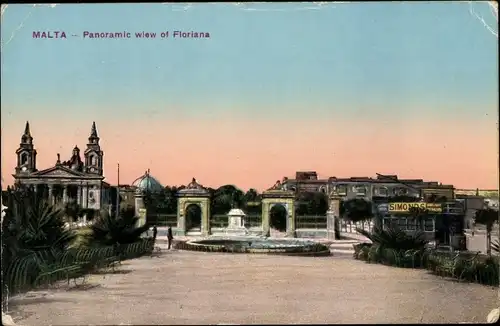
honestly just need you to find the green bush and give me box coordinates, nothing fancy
[354,241,499,286]
[84,209,150,247]
[1,186,154,307]
[352,223,498,286]
[356,226,428,252]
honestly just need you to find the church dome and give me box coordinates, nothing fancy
[132,170,164,193]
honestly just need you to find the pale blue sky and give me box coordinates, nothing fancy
[1,2,498,122]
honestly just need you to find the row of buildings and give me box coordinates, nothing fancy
[281,171,498,207]
[6,122,499,218]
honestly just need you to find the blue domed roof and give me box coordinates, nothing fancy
[132,170,164,193]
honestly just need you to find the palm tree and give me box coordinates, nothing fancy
[86,209,150,248]
[474,208,499,255]
[2,186,79,297]
[356,225,428,251]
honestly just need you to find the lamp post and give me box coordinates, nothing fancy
[116,163,120,218]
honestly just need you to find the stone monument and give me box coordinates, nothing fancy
[327,194,341,240]
[226,208,248,236]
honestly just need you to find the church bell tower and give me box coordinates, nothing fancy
[84,121,104,175]
[15,121,37,174]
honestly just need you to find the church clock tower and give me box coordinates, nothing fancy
[84,121,104,176]
[15,121,37,174]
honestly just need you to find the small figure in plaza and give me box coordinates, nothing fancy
[152,225,158,240]
[167,226,174,250]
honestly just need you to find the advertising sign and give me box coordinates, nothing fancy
[388,202,442,213]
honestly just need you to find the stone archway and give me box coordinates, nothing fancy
[261,180,295,237]
[177,178,211,236]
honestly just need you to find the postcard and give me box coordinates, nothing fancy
[1,2,498,325]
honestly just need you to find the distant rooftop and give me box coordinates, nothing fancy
[285,171,448,186]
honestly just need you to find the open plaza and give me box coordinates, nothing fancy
[8,248,498,325]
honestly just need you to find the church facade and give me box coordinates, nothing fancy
[12,121,111,210]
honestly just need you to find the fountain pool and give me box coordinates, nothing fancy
[175,238,331,256]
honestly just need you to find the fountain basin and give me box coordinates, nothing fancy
[175,238,331,256]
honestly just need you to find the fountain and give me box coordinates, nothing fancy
[172,180,335,256]
[225,208,248,236]
[177,238,330,256]
[176,207,330,256]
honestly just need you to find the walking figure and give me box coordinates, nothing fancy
[167,226,174,250]
[152,225,158,240]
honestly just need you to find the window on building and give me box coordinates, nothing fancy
[392,187,408,196]
[337,185,347,195]
[376,187,389,196]
[383,218,398,229]
[407,219,416,230]
[398,218,407,230]
[355,186,367,196]
[20,153,28,165]
[424,217,434,232]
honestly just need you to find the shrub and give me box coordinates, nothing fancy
[2,189,79,296]
[85,209,150,247]
[1,186,155,308]
[356,226,428,251]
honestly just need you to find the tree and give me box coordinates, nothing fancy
[157,186,178,214]
[474,208,498,255]
[341,198,373,223]
[211,185,245,215]
[2,186,78,297]
[243,188,260,203]
[87,209,150,247]
[242,189,261,215]
[295,192,328,215]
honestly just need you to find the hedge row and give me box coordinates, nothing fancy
[353,243,499,286]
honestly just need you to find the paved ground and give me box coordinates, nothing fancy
[8,249,499,325]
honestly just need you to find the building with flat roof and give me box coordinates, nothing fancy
[281,171,455,201]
